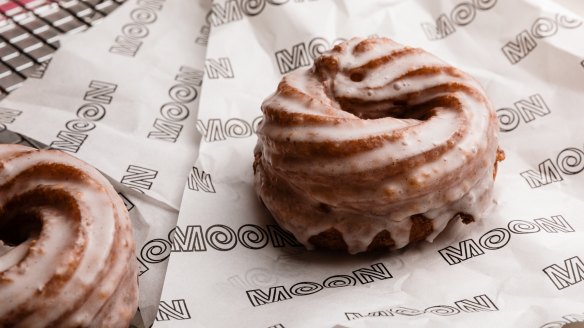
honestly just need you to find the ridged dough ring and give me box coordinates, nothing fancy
[0,145,137,327]
[254,37,503,254]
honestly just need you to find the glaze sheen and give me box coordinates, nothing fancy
[254,37,502,254]
[0,145,137,327]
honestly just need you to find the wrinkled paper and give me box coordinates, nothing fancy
[154,0,584,327]
[0,0,210,326]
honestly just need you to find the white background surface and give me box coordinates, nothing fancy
[555,0,584,15]
[155,0,584,327]
[1,0,582,327]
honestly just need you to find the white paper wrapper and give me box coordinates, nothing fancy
[0,0,210,326]
[154,0,584,327]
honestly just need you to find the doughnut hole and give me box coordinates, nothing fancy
[350,72,365,82]
[0,187,79,247]
[337,67,462,121]
[337,95,441,121]
[0,209,42,247]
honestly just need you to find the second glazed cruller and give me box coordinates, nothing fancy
[254,37,504,254]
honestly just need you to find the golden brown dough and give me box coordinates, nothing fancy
[254,37,503,254]
[0,145,137,327]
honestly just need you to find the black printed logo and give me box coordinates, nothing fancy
[27,59,51,79]
[138,224,300,270]
[520,146,584,188]
[246,263,392,307]
[140,239,171,267]
[439,215,573,265]
[421,0,497,40]
[0,108,22,132]
[196,116,262,142]
[206,0,289,27]
[148,66,203,143]
[118,192,135,211]
[275,37,346,74]
[51,131,87,153]
[187,167,215,193]
[196,0,317,46]
[110,0,165,57]
[346,294,498,320]
[496,94,550,132]
[207,0,242,26]
[169,224,302,253]
[502,14,581,64]
[121,165,158,193]
[195,24,210,46]
[205,57,234,79]
[140,238,171,275]
[50,80,117,153]
[543,256,584,290]
[156,299,191,321]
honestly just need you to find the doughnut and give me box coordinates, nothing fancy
[253,37,504,254]
[0,145,138,327]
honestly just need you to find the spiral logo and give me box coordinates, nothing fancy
[451,2,476,26]
[66,119,96,132]
[557,148,584,175]
[479,228,510,250]
[557,14,582,28]
[531,17,558,39]
[130,7,157,24]
[496,108,520,132]
[245,267,278,287]
[322,275,356,288]
[206,224,237,251]
[308,38,331,60]
[225,118,253,138]
[424,306,460,316]
[238,224,268,249]
[160,102,189,122]
[290,282,323,296]
[169,84,198,104]
[77,103,106,122]
[141,238,171,263]
[240,0,266,16]
[390,307,423,316]
[474,0,497,10]
[122,22,149,39]
[508,220,540,234]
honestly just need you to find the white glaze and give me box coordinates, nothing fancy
[0,145,137,327]
[255,37,500,254]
